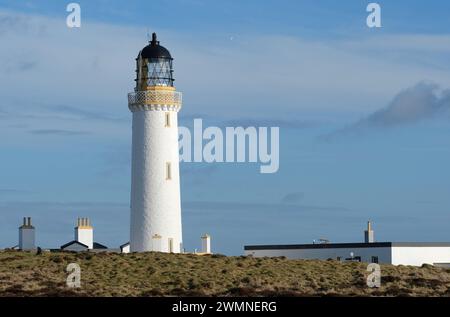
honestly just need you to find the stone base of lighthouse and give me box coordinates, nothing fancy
[128,89,183,253]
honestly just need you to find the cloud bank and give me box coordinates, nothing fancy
[323,82,450,139]
[2,8,450,133]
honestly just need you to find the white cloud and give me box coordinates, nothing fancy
[321,82,450,140]
[1,8,450,138]
[339,34,450,54]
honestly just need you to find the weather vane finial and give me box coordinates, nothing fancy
[151,32,158,45]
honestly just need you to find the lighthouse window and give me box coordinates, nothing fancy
[165,112,171,127]
[166,162,172,180]
[147,58,174,87]
[168,238,174,253]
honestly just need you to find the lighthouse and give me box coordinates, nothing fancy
[128,33,183,253]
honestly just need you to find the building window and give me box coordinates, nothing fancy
[166,162,172,180]
[371,256,379,264]
[345,256,361,262]
[336,256,342,261]
[165,112,171,127]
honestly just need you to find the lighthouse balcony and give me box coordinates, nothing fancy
[128,89,182,107]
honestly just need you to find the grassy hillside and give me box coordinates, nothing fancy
[0,250,449,296]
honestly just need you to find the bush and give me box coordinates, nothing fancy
[421,263,433,269]
[50,255,63,263]
[226,287,255,296]
[211,254,226,259]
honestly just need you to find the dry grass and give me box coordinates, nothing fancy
[0,250,449,297]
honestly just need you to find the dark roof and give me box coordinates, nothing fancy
[244,242,450,251]
[93,242,108,249]
[120,242,130,249]
[140,33,172,60]
[391,242,450,247]
[60,240,88,249]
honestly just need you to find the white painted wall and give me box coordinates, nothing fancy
[392,247,450,266]
[121,244,130,254]
[152,235,162,252]
[202,235,211,254]
[75,228,93,249]
[130,106,182,253]
[245,246,450,266]
[245,247,392,264]
[19,228,35,250]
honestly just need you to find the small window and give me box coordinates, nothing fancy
[336,256,342,261]
[165,112,171,127]
[345,256,361,262]
[168,238,174,253]
[371,256,379,264]
[166,162,172,180]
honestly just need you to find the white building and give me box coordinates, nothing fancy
[128,33,183,253]
[120,242,130,254]
[244,223,450,266]
[60,218,108,252]
[60,240,110,252]
[201,234,211,254]
[245,242,450,266]
[75,218,93,249]
[19,217,35,250]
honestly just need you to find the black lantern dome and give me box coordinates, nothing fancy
[141,33,172,60]
[135,33,174,90]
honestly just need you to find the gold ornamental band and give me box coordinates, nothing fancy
[128,89,182,107]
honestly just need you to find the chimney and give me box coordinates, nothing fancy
[75,217,93,249]
[19,217,35,250]
[201,234,211,254]
[364,221,375,243]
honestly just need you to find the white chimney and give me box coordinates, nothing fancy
[75,217,93,249]
[201,234,211,254]
[19,217,35,250]
[364,221,375,243]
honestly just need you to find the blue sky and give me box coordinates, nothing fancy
[1,1,450,254]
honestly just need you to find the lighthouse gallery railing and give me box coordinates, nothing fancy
[128,90,182,107]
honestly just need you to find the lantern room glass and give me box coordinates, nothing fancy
[147,57,174,87]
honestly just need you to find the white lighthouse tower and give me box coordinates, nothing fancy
[128,33,183,253]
